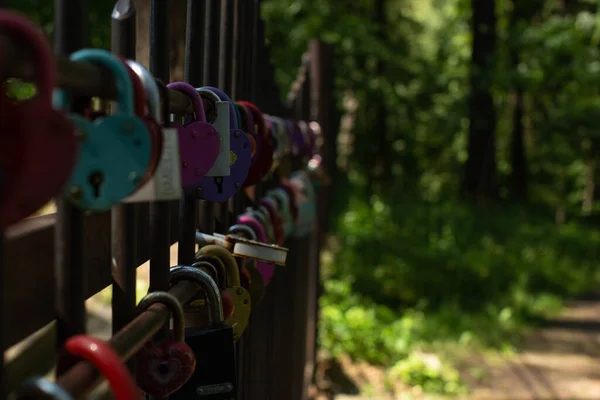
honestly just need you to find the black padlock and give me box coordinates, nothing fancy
[169,265,238,400]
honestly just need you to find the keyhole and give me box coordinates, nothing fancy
[158,363,170,375]
[88,171,104,198]
[214,177,224,194]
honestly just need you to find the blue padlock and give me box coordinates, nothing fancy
[54,49,152,210]
[194,86,251,203]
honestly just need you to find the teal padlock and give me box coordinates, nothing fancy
[289,170,316,238]
[266,188,294,237]
[54,49,152,210]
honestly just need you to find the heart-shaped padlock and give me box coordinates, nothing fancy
[121,60,162,188]
[194,87,251,202]
[237,214,275,286]
[125,60,164,188]
[135,292,196,398]
[289,170,317,237]
[235,103,259,164]
[167,82,220,190]
[55,49,152,210]
[0,12,77,228]
[237,101,274,187]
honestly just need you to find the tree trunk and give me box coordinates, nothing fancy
[508,0,528,201]
[582,158,596,215]
[462,0,498,203]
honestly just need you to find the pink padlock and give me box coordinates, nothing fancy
[237,215,275,285]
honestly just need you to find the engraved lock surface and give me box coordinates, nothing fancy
[169,266,238,400]
[167,82,220,189]
[9,377,73,400]
[65,335,143,400]
[289,170,317,237]
[195,87,251,202]
[135,292,195,398]
[237,101,274,187]
[57,49,152,210]
[125,60,163,188]
[236,215,276,286]
[0,12,77,228]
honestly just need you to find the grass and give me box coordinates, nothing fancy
[319,185,600,396]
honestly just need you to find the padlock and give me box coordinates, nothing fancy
[194,87,251,202]
[0,12,77,228]
[289,170,317,237]
[195,245,251,341]
[167,82,220,190]
[234,103,259,164]
[169,266,238,400]
[55,49,152,210]
[258,198,285,245]
[9,377,73,400]
[64,334,143,400]
[279,181,299,224]
[135,291,196,398]
[266,188,294,237]
[123,71,182,202]
[191,260,237,320]
[123,59,163,189]
[237,101,274,187]
[297,120,314,160]
[194,88,230,177]
[267,115,293,177]
[246,206,275,244]
[236,215,276,286]
[227,224,265,305]
[195,231,288,266]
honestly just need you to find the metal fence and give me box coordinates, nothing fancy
[1,0,335,398]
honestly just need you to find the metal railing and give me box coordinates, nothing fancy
[0,0,335,398]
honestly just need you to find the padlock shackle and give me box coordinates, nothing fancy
[196,245,242,287]
[192,255,227,289]
[12,377,73,400]
[120,60,146,117]
[237,101,266,140]
[0,12,55,104]
[201,86,238,130]
[64,335,142,400]
[169,265,225,324]
[237,216,267,243]
[136,291,186,342]
[69,49,135,116]
[126,60,161,123]
[228,223,258,241]
[167,82,207,123]
[236,103,254,135]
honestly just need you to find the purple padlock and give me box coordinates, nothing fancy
[166,82,220,190]
[195,87,251,203]
[238,214,275,285]
[238,103,261,163]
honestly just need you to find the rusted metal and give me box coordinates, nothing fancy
[110,0,138,375]
[57,280,201,397]
[54,0,88,378]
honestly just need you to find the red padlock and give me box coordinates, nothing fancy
[65,334,143,400]
[237,101,274,187]
[0,11,77,228]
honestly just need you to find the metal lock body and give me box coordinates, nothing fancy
[9,377,73,400]
[167,82,220,190]
[169,266,238,400]
[0,12,77,228]
[195,245,251,342]
[135,291,196,398]
[227,224,265,305]
[56,49,152,210]
[124,60,164,188]
[194,87,251,202]
[289,170,317,237]
[65,335,143,400]
[237,101,274,187]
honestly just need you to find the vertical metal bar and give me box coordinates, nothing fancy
[203,0,221,86]
[148,3,172,399]
[219,0,234,94]
[249,0,259,102]
[1,230,5,398]
[110,2,138,377]
[54,0,88,377]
